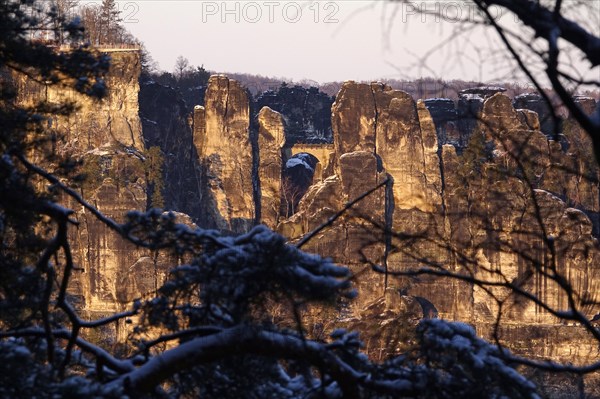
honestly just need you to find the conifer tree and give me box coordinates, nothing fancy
[98,0,121,44]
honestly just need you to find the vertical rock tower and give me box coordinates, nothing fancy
[257,106,286,229]
[194,75,254,233]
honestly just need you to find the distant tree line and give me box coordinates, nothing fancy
[79,0,136,45]
[35,0,136,46]
[146,56,211,90]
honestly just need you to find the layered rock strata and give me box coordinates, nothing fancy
[22,54,600,373]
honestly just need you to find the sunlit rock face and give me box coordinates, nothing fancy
[68,175,169,342]
[330,81,442,214]
[374,86,442,213]
[13,50,186,342]
[59,65,596,372]
[506,92,600,235]
[257,106,286,229]
[512,94,600,227]
[14,51,144,152]
[331,81,377,158]
[195,75,254,233]
[481,92,526,134]
[271,82,600,366]
[434,93,600,366]
[64,53,178,341]
[283,81,446,318]
[338,150,386,236]
[18,53,600,370]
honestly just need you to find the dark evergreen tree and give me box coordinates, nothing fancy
[49,0,79,44]
[98,0,121,44]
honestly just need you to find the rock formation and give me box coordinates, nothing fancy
[257,106,286,229]
[14,50,145,152]
[288,82,444,246]
[331,82,377,158]
[14,50,185,342]
[194,75,254,233]
[17,52,600,383]
[67,64,597,371]
[438,93,600,362]
[260,82,600,369]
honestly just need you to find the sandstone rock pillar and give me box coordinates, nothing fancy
[198,75,254,232]
[257,106,286,229]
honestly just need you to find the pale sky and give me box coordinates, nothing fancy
[82,0,599,85]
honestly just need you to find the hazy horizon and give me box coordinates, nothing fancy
[81,0,598,87]
[93,1,520,83]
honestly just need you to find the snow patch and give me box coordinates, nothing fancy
[286,158,313,172]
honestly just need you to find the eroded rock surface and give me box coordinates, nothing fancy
[331,81,377,158]
[20,57,600,376]
[15,50,187,342]
[258,106,286,229]
[195,75,254,232]
[15,51,145,152]
[274,83,600,368]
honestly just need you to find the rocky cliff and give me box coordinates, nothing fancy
[19,51,600,377]
[196,76,600,370]
[15,50,180,341]
[257,107,286,229]
[194,75,255,233]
